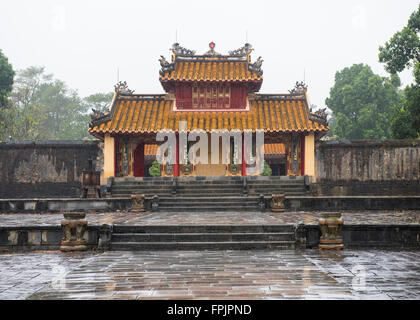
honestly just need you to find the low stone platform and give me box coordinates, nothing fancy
[0,211,420,251]
[1,210,420,226]
[2,196,420,213]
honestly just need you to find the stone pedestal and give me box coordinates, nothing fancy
[271,193,285,212]
[318,212,344,250]
[60,212,88,252]
[131,194,145,212]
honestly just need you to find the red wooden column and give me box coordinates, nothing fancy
[113,135,118,177]
[300,134,305,176]
[174,133,179,176]
[242,132,246,176]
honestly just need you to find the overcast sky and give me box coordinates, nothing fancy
[0,0,418,108]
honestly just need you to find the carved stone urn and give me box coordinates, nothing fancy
[60,212,88,252]
[271,193,285,212]
[131,194,145,212]
[318,212,344,250]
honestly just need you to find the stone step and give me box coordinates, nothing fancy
[112,185,243,190]
[112,232,295,242]
[109,241,296,250]
[113,225,295,233]
[159,198,257,204]
[158,203,257,208]
[159,205,259,212]
[111,192,244,197]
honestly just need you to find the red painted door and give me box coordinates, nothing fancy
[133,144,145,177]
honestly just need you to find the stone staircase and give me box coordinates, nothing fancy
[158,196,260,212]
[110,176,308,197]
[110,225,296,250]
[110,176,308,212]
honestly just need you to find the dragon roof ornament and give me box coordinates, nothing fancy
[309,107,328,126]
[114,81,134,95]
[159,55,175,75]
[314,108,328,120]
[248,56,263,76]
[229,43,253,56]
[289,81,308,95]
[171,43,196,56]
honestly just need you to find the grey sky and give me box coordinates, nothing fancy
[1,0,418,109]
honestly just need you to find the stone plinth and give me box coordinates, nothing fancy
[131,194,145,212]
[271,193,285,212]
[60,212,88,252]
[318,212,344,250]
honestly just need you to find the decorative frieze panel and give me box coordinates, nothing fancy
[191,84,231,109]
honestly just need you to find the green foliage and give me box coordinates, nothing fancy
[0,49,14,108]
[326,64,401,140]
[149,160,161,177]
[379,4,420,74]
[260,161,272,176]
[379,4,420,139]
[0,66,113,141]
[84,92,114,113]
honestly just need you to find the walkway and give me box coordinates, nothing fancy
[1,210,420,227]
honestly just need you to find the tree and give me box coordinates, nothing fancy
[148,160,161,177]
[2,66,92,141]
[325,64,401,140]
[36,80,90,140]
[0,49,14,108]
[379,4,420,139]
[0,50,15,141]
[84,92,114,113]
[1,66,50,141]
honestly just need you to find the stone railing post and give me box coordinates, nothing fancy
[318,212,344,250]
[294,223,307,248]
[151,195,159,212]
[243,177,248,196]
[172,178,177,195]
[98,223,113,250]
[60,212,88,252]
[258,194,266,212]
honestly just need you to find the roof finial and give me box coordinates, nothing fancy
[204,41,220,56]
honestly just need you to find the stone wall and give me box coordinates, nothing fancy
[0,141,103,198]
[2,139,420,198]
[315,140,420,195]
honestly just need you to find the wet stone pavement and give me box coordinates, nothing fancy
[0,249,418,300]
[1,210,420,226]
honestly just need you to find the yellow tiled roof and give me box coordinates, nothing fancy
[265,143,286,154]
[89,94,328,136]
[160,61,262,82]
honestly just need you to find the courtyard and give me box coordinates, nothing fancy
[0,210,419,300]
[0,249,419,300]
